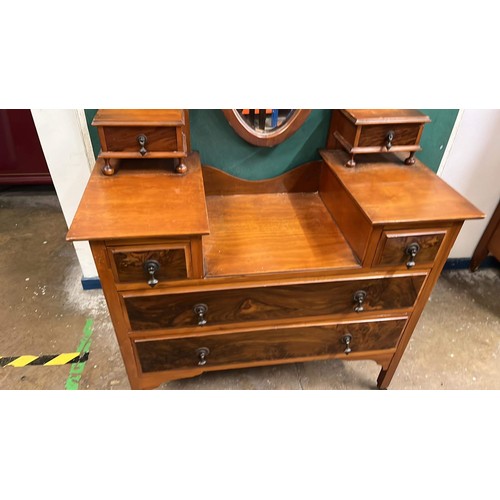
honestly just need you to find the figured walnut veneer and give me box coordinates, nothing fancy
[67,110,484,390]
[124,275,425,331]
[135,318,407,373]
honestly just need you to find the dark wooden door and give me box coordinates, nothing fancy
[0,110,51,185]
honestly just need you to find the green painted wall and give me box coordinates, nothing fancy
[190,109,330,179]
[84,109,101,158]
[85,109,458,177]
[418,109,459,171]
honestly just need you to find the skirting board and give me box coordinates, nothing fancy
[443,256,499,271]
[80,257,499,290]
[81,277,102,290]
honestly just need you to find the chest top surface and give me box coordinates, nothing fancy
[92,109,186,127]
[320,149,484,225]
[67,153,209,242]
[342,109,431,125]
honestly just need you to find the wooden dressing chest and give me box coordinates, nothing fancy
[67,110,483,389]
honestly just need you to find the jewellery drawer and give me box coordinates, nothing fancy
[134,317,408,373]
[107,241,192,286]
[327,109,430,167]
[357,123,420,150]
[92,109,190,175]
[122,275,425,331]
[92,109,188,158]
[373,229,447,269]
[101,126,182,155]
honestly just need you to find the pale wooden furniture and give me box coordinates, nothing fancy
[327,109,431,167]
[67,110,483,389]
[92,109,190,175]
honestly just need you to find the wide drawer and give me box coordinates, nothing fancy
[123,275,425,331]
[108,242,191,286]
[373,229,447,269]
[134,318,407,373]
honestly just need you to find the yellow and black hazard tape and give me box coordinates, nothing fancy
[0,352,89,368]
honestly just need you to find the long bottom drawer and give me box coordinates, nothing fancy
[134,318,407,374]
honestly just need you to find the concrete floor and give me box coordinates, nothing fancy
[0,185,499,390]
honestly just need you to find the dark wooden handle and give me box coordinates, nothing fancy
[137,134,148,156]
[385,130,395,150]
[353,290,367,313]
[196,347,210,366]
[405,242,421,269]
[342,334,352,355]
[144,259,160,287]
[193,303,208,326]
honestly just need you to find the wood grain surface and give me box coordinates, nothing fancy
[111,247,188,283]
[374,229,446,267]
[326,110,357,148]
[135,318,407,373]
[71,110,484,390]
[320,150,484,224]
[103,126,178,152]
[92,109,185,126]
[319,164,373,262]
[358,124,420,147]
[67,153,209,241]
[341,109,431,125]
[124,275,425,331]
[202,161,322,196]
[203,192,358,276]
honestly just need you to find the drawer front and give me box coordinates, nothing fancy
[373,229,446,269]
[135,318,407,373]
[102,126,180,153]
[109,243,190,285]
[124,275,425,331]
[358,123,420,148]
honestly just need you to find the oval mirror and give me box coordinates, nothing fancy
[223,109,311,147]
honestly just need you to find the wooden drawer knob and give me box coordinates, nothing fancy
[385,130,395,150]
[353,290,367,313]
[137,134,148,156]
[405,242,421,269]
[144,259,160,287]
[196,347,210,366]
[342,334,352,355]
[193,303,208,326]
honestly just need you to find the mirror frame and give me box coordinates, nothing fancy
[222,109,311,147]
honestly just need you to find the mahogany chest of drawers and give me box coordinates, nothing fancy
[67,110,483,389]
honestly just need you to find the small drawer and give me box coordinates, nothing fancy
[358,123,420,150]
[92,109,190,174]
[108,242,191,286]
[327,109,430,167]
[101,126,182,154]
[373,229,447,269]
[134,318,407,373]
[93,109,188,159]
[123,275,425,331]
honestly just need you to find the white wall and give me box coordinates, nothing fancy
[439,109,500,258]
[31,109,98,278]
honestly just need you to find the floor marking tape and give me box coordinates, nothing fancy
[65,318,94,390]
[0,352,89,368]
